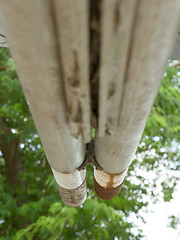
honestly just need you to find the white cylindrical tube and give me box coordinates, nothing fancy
[94,168,128,189]
[93,168,127,200]
[0,0,87,206]
[94,0,180,200]
[52,168,86,207]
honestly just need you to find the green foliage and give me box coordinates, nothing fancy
[167,215,180,229]
[15,198,139,240]
[0,48,180,239]
[161,178,177,202]
[144,64,180,145]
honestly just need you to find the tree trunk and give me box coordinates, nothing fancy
[0,126,23,184]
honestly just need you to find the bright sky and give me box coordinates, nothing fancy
[128,147,180,240]
[141,182,180,240]
[128,180,180,240]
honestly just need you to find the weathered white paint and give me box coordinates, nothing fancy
[0,0,88,206]
[98,0,136,136]
[52,168,86,190]
[0,0,86,174]
[95,0,180,174]
[53,0,91,143]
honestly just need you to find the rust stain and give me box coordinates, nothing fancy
[105,121,113,135]
[65,49,82,138]
[72,101,82,123]
[106,173,116,189]
[68,75,80,88]
[114,0,121,31]
[108,82,116,99]
[67,50,80,88]
[94,177,124,200]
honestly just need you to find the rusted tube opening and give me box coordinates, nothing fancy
[93,168,127,200]
[94,177,124,200]
[52,168,87,207]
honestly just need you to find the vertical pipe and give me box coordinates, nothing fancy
[0,0,86,206]
[98,0,136,136]
[94,0,180,200]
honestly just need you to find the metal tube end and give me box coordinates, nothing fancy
[93,168,127,200]
[52,168,87,207]
[57,179,87,207]
[93,177,124,200]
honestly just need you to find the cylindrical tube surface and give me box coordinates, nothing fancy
[52,168,87,207]
[95,0,180,174]
[0,0,86,206]
[94,0,180,200]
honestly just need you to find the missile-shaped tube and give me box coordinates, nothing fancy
[0,0,87,206]
[95,0,180,200]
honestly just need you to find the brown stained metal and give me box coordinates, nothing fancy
[94,177,124,200]
[56,179,86,207]
[106,172,116,188]
[78,140,103,171]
